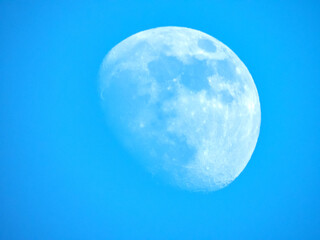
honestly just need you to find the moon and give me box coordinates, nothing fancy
[100,27,261,191]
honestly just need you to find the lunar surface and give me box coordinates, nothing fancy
[100,27,261,191]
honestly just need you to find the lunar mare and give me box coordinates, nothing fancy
[100,27,261,191]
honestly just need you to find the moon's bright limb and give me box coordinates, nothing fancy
[100,27,261,191]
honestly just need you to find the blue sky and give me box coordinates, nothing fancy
[0,1,319,239]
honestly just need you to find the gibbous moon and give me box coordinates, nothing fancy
[100,27,261,191]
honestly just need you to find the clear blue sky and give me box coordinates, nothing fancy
[0,1,319,239]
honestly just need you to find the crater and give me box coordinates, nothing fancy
[179,58,214,92]
[148,55,183,82]
[215,59,236,82]
[198,38,217,53]
[218,90,234,104]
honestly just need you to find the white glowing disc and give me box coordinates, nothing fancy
[100,27,261,191]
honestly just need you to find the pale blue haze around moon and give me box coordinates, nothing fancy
[100,27,261,191]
